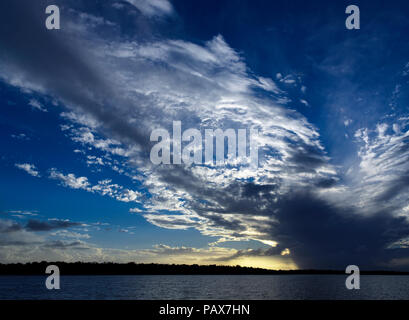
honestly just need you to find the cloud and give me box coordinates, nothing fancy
[116,189,141,202]
[49,168,90,189]
[25,219,81,232]
[0,219,43,247]
[43,240,90,250]
[8,210,39,219]
[143,213,201,230]
[49,168,142,203]
[124,0,173,17]
[15,163,40,177]
[0,219,286,267]
[269,191,409,269]
[51,230,91,239]
[213,246,287,261]
[1,218,268,265]
[300,99,309,107]
[351,119,409,215]
[344,119,353,127]
[0,2,341,265]
[2,1,409,270]
[28,98,47,112]
[0,219,23,233]
[11,133,30,140]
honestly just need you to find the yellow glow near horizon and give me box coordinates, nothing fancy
[228,256,298,270]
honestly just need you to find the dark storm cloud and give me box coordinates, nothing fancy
[217,186,409,269]
[25,219,80,231]
[271,191,409,269]
[176,177,409,269]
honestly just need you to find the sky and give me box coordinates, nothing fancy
[1,0,409,270]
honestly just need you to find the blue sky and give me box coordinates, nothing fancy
[1,0,409,270]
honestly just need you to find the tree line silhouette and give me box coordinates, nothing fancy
[0,262,408,275]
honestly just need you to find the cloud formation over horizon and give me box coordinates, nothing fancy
[1,0,409,270]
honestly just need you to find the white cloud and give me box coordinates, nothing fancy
[11,133,29,140]
[116,189,141,203]
[15,163,40,177]
[124,0,173,17]
[51,230,91,239]
[344,119,352,127]
[255,76,281,94]
[8,210,38,217]
[300,99,309,107]
[28,99,47,112]
[49,169,141,203]
[49,168,90,189]
[280,248,291,256]
[349,118,409,215]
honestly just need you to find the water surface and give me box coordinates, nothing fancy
[0,275,408,299]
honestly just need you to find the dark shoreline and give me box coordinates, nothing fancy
[1,262,409,276]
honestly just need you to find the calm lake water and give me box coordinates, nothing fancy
[0,275,408,300]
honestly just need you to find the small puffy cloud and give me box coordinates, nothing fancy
[300,99,309,107]
[280,248,291,256]
[279,74,296,84]
[8,210,38,218]
[344,119,352,127]
[116,189,141,202]
[86,155,105,166]
[49,168,90,189]
[11,133,29,140]
[28,99,47,112]
[15,163,40,177]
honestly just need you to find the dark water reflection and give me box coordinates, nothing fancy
[0,275,408,300]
